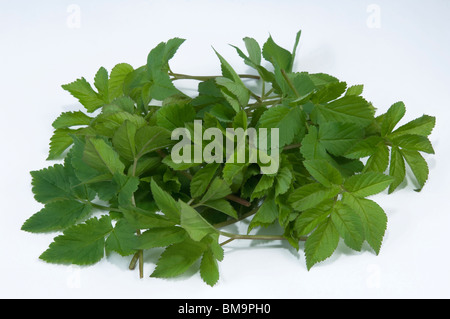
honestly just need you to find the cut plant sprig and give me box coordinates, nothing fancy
[23,31,435,286]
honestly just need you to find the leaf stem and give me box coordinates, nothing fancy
[219,230,307,242]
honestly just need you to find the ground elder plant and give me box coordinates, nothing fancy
[23,31,436,286]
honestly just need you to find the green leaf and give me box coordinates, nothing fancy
[346,85,364,96]
[94,67,109,102]
[312,95,374,126]
[135,227,187,250]
[289,183,340,212]
[304,218,339,270]
[150,179,181,222]
[52,111,92,129]
[190,163,220,198]
[108,63,134,101]
[388,146,406,194]
[135,125,173,158]
[62,78,105,113]
[257,105,305,148]
[105,219,139,256]
[248,196,278,231]
[390,115,436,137]
[40,215,113,265]
[243,37,262,66]
[200,250,220,287]
[47,128,76,160]
[391,134,434,154]
[363,142,390,173]
[318,122,364,156]
[156,103,196,131]
[293,202,332,236]
[151,237,207,278]
[344,172,393,198]
[251,174,275,201]
[179,200,218,241]
[200,178,232,203]
[83,138,125,175]
[201,199,238,219]
[262,35,292,71]
[330,202,364,251]
[300,126,331,161]
[112,120,137,161]
[342,193,387,254]
[121,205,175,229]
[303,159,343,187]
[21,200,92,233]
[344,136,383,159]
[31,164,74,204]
[112,173,140,207]
[381,102,405,137]
[275,166,293,196]
[401,149,429,191]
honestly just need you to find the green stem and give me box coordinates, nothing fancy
[281,69,300,98]
[219,230,307,242]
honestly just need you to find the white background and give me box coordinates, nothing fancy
[1,0,449,299]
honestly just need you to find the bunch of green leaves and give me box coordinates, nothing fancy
[22,31,435,286]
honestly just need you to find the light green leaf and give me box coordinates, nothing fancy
[391,134,434,154]
[390,115,436,137]
[200,250,220,287]
[363,142,390,173]
[401,149,429,191]
[52,111,92,129]
[108,63,134,101]
[156,103,196,131]
[83,138,125,175]
[381,102,405,137]
[289,183,340,212]
[257,105,305,148]
[342,193,387,254]
[47,128,76,160]
[330,202,364,251]
[179,200,218,241]
[312,95,374,126]
[304,218,339,270]
[388,146,406,194]
[135,125,173,158]
[303,159,343,187]
[346,85,364,96]
[112,120,137,161]
[318,122,364,156]
[62,78,105,113]
[344,172,393,198]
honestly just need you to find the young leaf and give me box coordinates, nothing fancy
[62,78,105,113]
